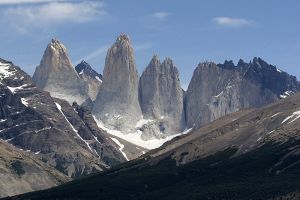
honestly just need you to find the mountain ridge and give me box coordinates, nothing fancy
[8,92,300,200]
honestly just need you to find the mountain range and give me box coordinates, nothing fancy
[32,34,300,150]
[0,34,300,198]
[8,92,300,199]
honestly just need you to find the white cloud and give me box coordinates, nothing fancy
[152,12,170,21]
[2,1,106,33]
[0,0,58,4]
[75,45,109,64]
[213,17,254,27]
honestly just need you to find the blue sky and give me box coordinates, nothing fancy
[0,0,299,89]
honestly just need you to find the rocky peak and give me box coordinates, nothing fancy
[197,61,216,68]
[162,57,173,65]
[93,34,142,132]
[221,60,235,70]
[237,57,300,96]
[32,38,89,105]
[75,60,102,101]
[148,54,161,69]
[186,57,300,129]
[237,59,246,67]
[75,60,102,80]
[116,34,131,44]
[139,56,185,137]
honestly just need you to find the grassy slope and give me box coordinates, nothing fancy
[8,139,300,200]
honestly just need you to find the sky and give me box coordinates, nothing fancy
[0,0,299,89]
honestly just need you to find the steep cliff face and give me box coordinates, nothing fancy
[139,56,185,135]
[32,38,88,105]
[185,62,242,128]
[93,34,142,132]
[185,58,300,128]
[75,61,102,101]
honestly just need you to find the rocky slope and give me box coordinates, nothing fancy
[93,34,142,133]
[0,58,125,180]
[0,140,70,198]
[139,55,185,138]
[32,38,89,105]
[185,58,300,128]
[11,92,300,200]
[75,60,102,101]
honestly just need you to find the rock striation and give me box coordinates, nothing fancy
[93,34,142,132]
[139,55,185,137]
[32,38,88,105]
[75,60,102,101]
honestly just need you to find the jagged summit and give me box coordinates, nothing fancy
[197,61,216,68]
[75,60,102,79]
[116,33,131,43]
[51,37,59,43]
[32,38,89,104]
[162,57,173,65]
[75,60,102,101]
[147,55,161,69]
[139,56,185,138]
[47,38,67,54]
[186,57,300,128]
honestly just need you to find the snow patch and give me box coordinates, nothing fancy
[0,63,15,80]
[34,126,51,133]
[111,137,129,161]
[21,98,29,107]
[95,76,102,82]
[276,68,282,73]
[0,119,7,122]
[213,91,223,98]
[280,91,293,99]
[35,151,41,155]
[93,116,192,149]
[7,84,30,94]
[271,112,281,118]
[93,136,101,144]
[282,110,300,124]
[5,137,14,142]
[55,102,94,153]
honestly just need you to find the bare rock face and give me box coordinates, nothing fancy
[32,38,88,105]
[75,60,102,101]
[139,56,185,136]
[93,34,142,132]
[186,62,242,128]
[186,58,300,128]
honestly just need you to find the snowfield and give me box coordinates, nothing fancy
[93,116,192,150]
[111,137,129,161]
[282,110,300,124]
